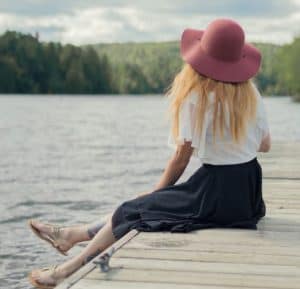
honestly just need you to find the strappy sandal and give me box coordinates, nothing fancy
[28,219,72,256]
[28,264,63,289]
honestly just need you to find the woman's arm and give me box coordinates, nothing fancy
[258,132,271,152]
[138,141,194,196]
[154,141,194,189]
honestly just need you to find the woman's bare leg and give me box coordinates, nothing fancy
[30,213,113,251]
[59,218,116,275]
[31,215,117,284]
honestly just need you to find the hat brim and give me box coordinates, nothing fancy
[180,28,262,83]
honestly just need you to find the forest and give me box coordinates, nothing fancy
[0,30,299,100]
[0,31,112,94]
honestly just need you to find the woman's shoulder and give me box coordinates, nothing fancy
[251,81,263,101]
[250,82,269,133]
[251,82,266,108]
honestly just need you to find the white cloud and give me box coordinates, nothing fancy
[0,1,299,45]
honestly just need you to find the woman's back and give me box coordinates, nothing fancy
[168,82,270,165]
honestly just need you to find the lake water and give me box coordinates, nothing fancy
[0,95,299,289]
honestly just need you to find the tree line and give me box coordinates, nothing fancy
[0,30,299,100]
[0,31,112,94]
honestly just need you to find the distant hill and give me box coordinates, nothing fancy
[85,41,182,94]
[1,30,298,98]
[85,41,282,95]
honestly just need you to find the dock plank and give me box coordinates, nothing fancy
[107,258,300,276]
[86,268,300,289]
[70,279,267,289]
[112,247,300,266]
[56,142,300,289]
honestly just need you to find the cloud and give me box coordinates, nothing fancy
[0,0,299,44]
[0,0,297,17]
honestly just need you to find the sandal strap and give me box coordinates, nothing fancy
[33,220,73,251]
[41,264,58,272]
[51,226,62,240]
[40,264,59,278]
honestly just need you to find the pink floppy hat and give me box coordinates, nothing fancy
[180,18,262,83]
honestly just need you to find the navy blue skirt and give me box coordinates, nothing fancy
[111,157,266,240]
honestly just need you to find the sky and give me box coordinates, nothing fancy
[0,0,299,45]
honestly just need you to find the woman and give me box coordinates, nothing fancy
[28,18,271,288]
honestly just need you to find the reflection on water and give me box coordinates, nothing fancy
[0,95,299,288]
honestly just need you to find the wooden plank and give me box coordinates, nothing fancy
[108,257,300,277]
[263,212,300,219]
[260,205,300,211]
[86,268,300,289]
[257,221,300,232]
[263,189,300,194]
[257,145,300,177]
[264,200,300,205]
[261,209,300,214]
[263,178,300,186]
[124,237,300,256]
[130,229,300,244]
[113,247,300,266]
[264,201,300,207]
[258,215,300,226]
[263,194,300,199]
[264,190,300,195]
[263,171,300,179]
[257,142,300,152]
[255,225,300,233]
[71,279,263,289]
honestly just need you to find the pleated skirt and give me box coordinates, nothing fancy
[111,157,266,240]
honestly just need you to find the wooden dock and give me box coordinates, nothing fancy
[56,142,300,289]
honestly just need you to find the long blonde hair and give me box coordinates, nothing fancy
[167,63,257,145]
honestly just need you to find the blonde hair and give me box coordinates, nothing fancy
[166,63,257,145]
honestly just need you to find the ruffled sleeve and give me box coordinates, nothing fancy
[253,83,270,140]
[167,91,209,158]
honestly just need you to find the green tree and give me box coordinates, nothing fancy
[274,37,300,100]
[0,56,20,92]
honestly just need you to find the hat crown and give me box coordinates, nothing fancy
[201,19,245,62]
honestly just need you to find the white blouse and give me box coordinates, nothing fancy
[167,83,270,165]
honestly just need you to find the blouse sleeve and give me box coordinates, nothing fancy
[167,91,208,158]
[253,84,270,139]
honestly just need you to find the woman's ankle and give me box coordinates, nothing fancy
[58,258,82,278]
[63,221,105,245]
[87,221,106,239]
[62,226,87,245]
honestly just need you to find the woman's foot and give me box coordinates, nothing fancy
[28,246,105,288]
[29,265,61,288]
[29,263,76,289]
[28,217,115,288]
[29,219,75,255]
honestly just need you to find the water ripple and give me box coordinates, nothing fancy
[9,200,71,209]
[0,213,44,224]
[66,200,105,211]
